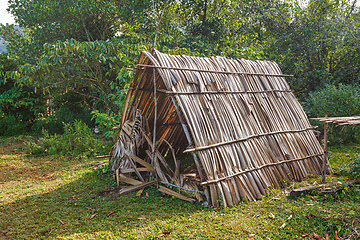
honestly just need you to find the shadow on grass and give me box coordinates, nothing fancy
[0,164,202,239]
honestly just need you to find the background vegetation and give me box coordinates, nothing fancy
[0,0,359,142]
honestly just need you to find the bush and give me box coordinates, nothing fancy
[26,120,111,157]
[305,84,360,144]
[0,111,29,136]
[349,155,360,182]
[91,110,121,140]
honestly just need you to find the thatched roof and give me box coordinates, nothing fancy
[110,49,324,207]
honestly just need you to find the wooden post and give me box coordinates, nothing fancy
[151,69,159,186]
[322,114,328,184]
[170,96,205,181]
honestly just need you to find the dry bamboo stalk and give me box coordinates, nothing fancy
[136,64,294,77]
[120,168,149,174]
[124,151,155,173]
[322,115,329,183]
[201,153,323,186]
[120,180,158,195]
[158,186,196,203]
[155,89,292,95]
[184,127,315,153]
[118,174,143,186]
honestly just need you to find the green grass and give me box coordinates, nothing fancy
[0,136,359,239]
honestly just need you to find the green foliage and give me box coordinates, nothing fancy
[91,110,121,140]
[349,155,360,182]
[263,0,360,97]
[26,120,109,157]
[16,38,144,113]
[0,52,46,135]
[0,110,28,136]
[305,84,360,144]
[305,84,360,117]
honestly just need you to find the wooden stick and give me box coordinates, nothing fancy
[133,88,292,95]
[151,68,159,187]
[95,155,112,158]
[201,153,323,186]
[124,151,155,173]
[322,114,329,184]
[158,186,196,203]
[120,168,149,174]
[136,64,294,77]
[120,180,158,195]
[184,127,315,153]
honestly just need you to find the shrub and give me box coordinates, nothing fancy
[349,155,360,182]
[91,110,121,140]
[304,84,360,144]
[26,120,111,157]
[0,111,29,136]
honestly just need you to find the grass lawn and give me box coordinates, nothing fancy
[0,136,359,239]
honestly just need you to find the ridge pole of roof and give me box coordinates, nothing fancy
[170,96,205,182]
[322,114,329,184]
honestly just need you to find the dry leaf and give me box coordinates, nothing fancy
[324,233,330,240]
[90,213,98,219]
[146,192,149,197]
[300,234,308,238]
[106,211,115,217]
[334,231,341,240]
[156,231,171,237]
[138,217,146,220]
[313,233,324,239]
[248,234,255,238]
[325,214,331,219]
[135,189,144,197]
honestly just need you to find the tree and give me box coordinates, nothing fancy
[0,52,46,135]
[262,0,360,96]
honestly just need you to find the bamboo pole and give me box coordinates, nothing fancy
[136,64,294,77]
[184,127,315,153]
[151,68,159,186]
[322,114,329,184]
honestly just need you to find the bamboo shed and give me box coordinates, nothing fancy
[110,49,324,207]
